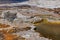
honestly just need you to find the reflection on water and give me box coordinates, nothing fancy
[34,19,60,40]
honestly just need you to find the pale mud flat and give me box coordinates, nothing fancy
[29,0,60,8]
[0,0,59,8]
[0,0,60,8]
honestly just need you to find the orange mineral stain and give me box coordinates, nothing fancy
[0,23,10,28]
[0,30,17,40]
[4,33,17,40]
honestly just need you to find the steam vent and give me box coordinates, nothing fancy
[0,0,60,40]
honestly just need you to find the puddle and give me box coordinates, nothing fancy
[34,19,60,40]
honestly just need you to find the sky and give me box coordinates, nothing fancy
[0,0,29,3]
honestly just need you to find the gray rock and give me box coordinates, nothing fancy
[4,11,17,22]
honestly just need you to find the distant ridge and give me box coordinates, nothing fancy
[0,4,31,8]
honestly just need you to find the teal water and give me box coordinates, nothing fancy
[0,0,29,3]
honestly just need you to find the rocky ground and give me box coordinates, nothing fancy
[0,5,60,40]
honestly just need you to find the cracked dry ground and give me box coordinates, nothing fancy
[0,5,60,40]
